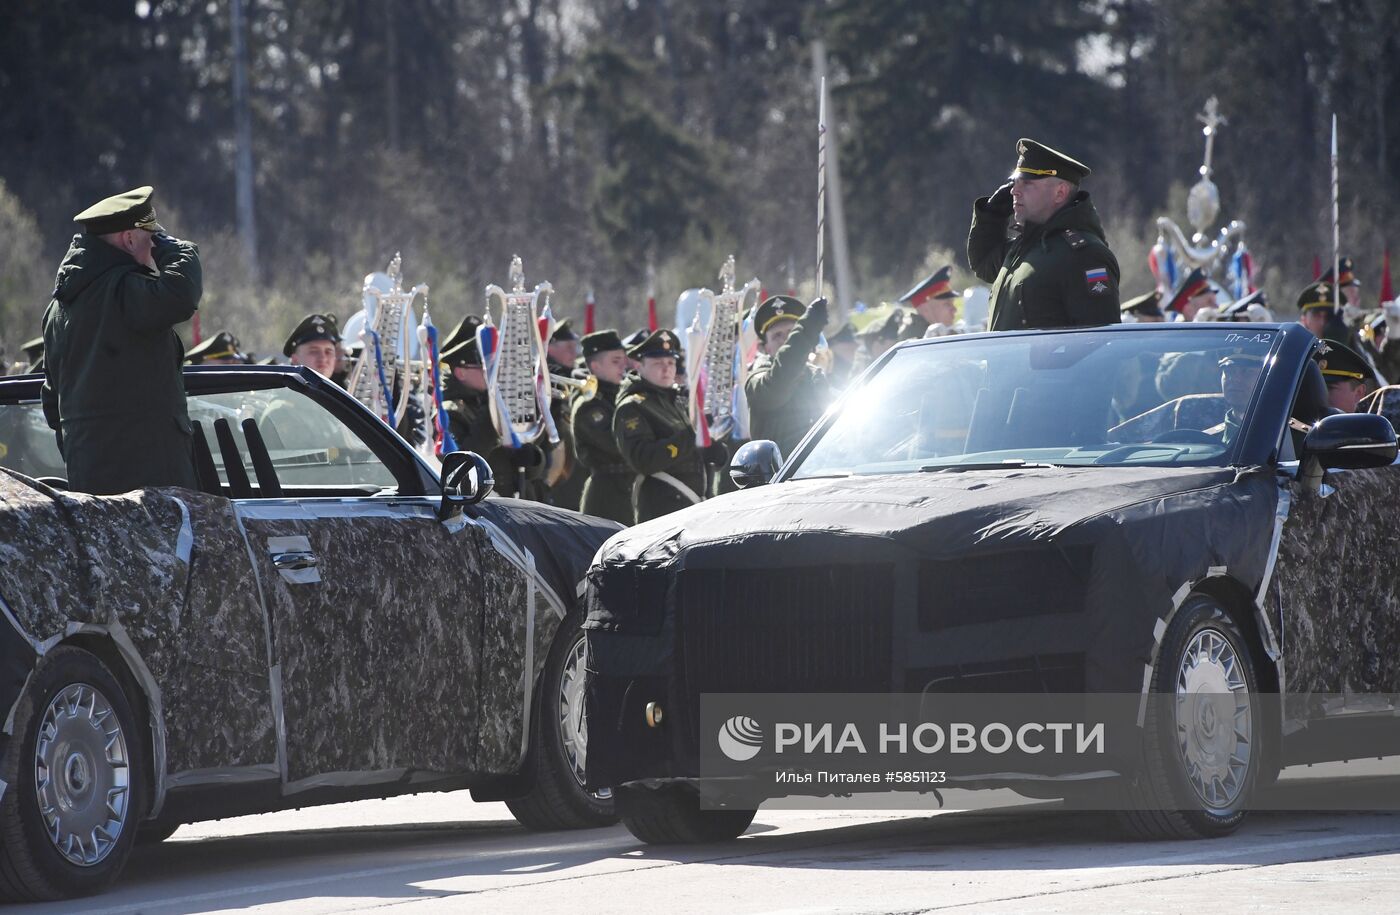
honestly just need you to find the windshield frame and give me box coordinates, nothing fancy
[777,322,1306,482]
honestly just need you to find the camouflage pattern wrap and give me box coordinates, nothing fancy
[1273,467,1400,705]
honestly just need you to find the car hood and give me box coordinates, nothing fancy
[472,496,623,610]
[596,464,1257,568]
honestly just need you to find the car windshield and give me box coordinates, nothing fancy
[791,327,1280,478]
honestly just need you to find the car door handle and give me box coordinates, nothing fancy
[270,550,319,571]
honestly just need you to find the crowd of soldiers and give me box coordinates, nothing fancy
[12,138,1400,513]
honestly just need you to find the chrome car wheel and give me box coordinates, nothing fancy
[1175,627,1252,810]
[559,636,589,787]
[34,683,131,867]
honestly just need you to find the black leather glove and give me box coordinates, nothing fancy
[985,181,1014,218]
[702,440,729,467]
[801,297,829,333]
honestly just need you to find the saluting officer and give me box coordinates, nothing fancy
[745,295,830,461]
[968,139,1120,330]
[570,330,636,524]
[613,329,707,523]
[41,185,202,494]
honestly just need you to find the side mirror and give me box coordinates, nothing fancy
[1302,413,1398,470]
[729,440,783,489]
[439,450,493,519]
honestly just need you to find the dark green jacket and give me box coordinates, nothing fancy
[571,379,634,525]
[744,317,831,461]
[41,233,201,494]
[613,374,704,523]
[968,190,1121,331]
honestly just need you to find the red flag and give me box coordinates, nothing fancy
[1312,255,1321,280]
[647,295,658,332]
[585,289,596,334]
[1381,249,1394,304]
[191,313,202,345]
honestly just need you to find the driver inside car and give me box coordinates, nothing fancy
[1203,351,1264,444]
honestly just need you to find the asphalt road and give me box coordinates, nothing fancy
[25,773,1400,915]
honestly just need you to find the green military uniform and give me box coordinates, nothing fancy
[18,337,45,375]
[260,314,349,455]
[745,295,831,460]
[41,186,202,494]
[967,139,1120,331]
[546,319,586,511]
[570,330,635,524]
[613,330,705,523]
[1316,339,1374,406]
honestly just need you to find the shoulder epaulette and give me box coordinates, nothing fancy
[1060,229,1087,249]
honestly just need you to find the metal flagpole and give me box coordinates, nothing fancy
[1332,114,1340,312]
[817,76,826,299]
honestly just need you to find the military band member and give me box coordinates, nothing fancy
[1219,289,1271,324]
[570,330,636,524]
[968,138,1120,330]
[745,295,830,460]
[622,328,649,373]
[1315,340,1372,413]
[1295,281,1339,342]
[898,266,960,338]
[18,337,45,375]
[546,319,582,375]
[439,316,498,456]
[857,310,904,363]
[613,329,706,523]
[41,185,202,494]
[285,313,342,376]
[1120,290,1166,323]
[185,330,245,365]
[545,319,585,511]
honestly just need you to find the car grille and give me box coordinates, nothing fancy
[679,564,894,700]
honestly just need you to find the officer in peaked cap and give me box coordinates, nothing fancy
[1163,268,1213,321]
[857,309,905,361]
[439,315,501,459]
[1319,256,1361,304]
[1295,281,1340,341]
[622,327,650,372]
[1315,339,1373,412]
[547,318,581,376]
[613,328,708,523]
[283,313,342,377]
[1220,289,1271,323]
[1202,349,1267,444]
[1120,290,1165,323]
[19,337,45,374]
[185,331,245,365]
[571,329,636,524]
[746,294,830,461]
[968,138,1119,331]
[41,184,202,494]
[899,266,959,338]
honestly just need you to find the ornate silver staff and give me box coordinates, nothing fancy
[1331,114,1340,313]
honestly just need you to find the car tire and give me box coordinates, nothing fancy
[0,645,147,902]
[1117,595,1261,840]
[505,614,617,830]
[617,786,757,845]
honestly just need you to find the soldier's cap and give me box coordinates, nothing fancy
[623,328,650,351]
[1314,340,1369,384]
[1319,256,1360,288]
[1009,139,1091,185]
[1219,289,1265,321]
[827,322,857,345]
[254,355,279,366]
[185,331,243,364]
[581,329,625,360]
[1165,268,1211,312]
[754,295,806,335]
[549,319,579,343]
[73,185,165,235]
[1218,350,1266,369]
[20,337,44,362]
[440,315,484,367]
[857,310,905,341]
[1296,281,1339,314]
[282,313,342,357]
[1120,290,1164,319]
[1368,312,1388,333]
[898,266,957,308]
[627,328,683,360]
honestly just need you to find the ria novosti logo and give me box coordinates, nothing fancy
[717,716,764,761]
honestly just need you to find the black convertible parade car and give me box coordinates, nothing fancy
[0,365,621,901]
[584,322,1400,844]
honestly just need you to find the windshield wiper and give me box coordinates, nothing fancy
[919,460,1059,473]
